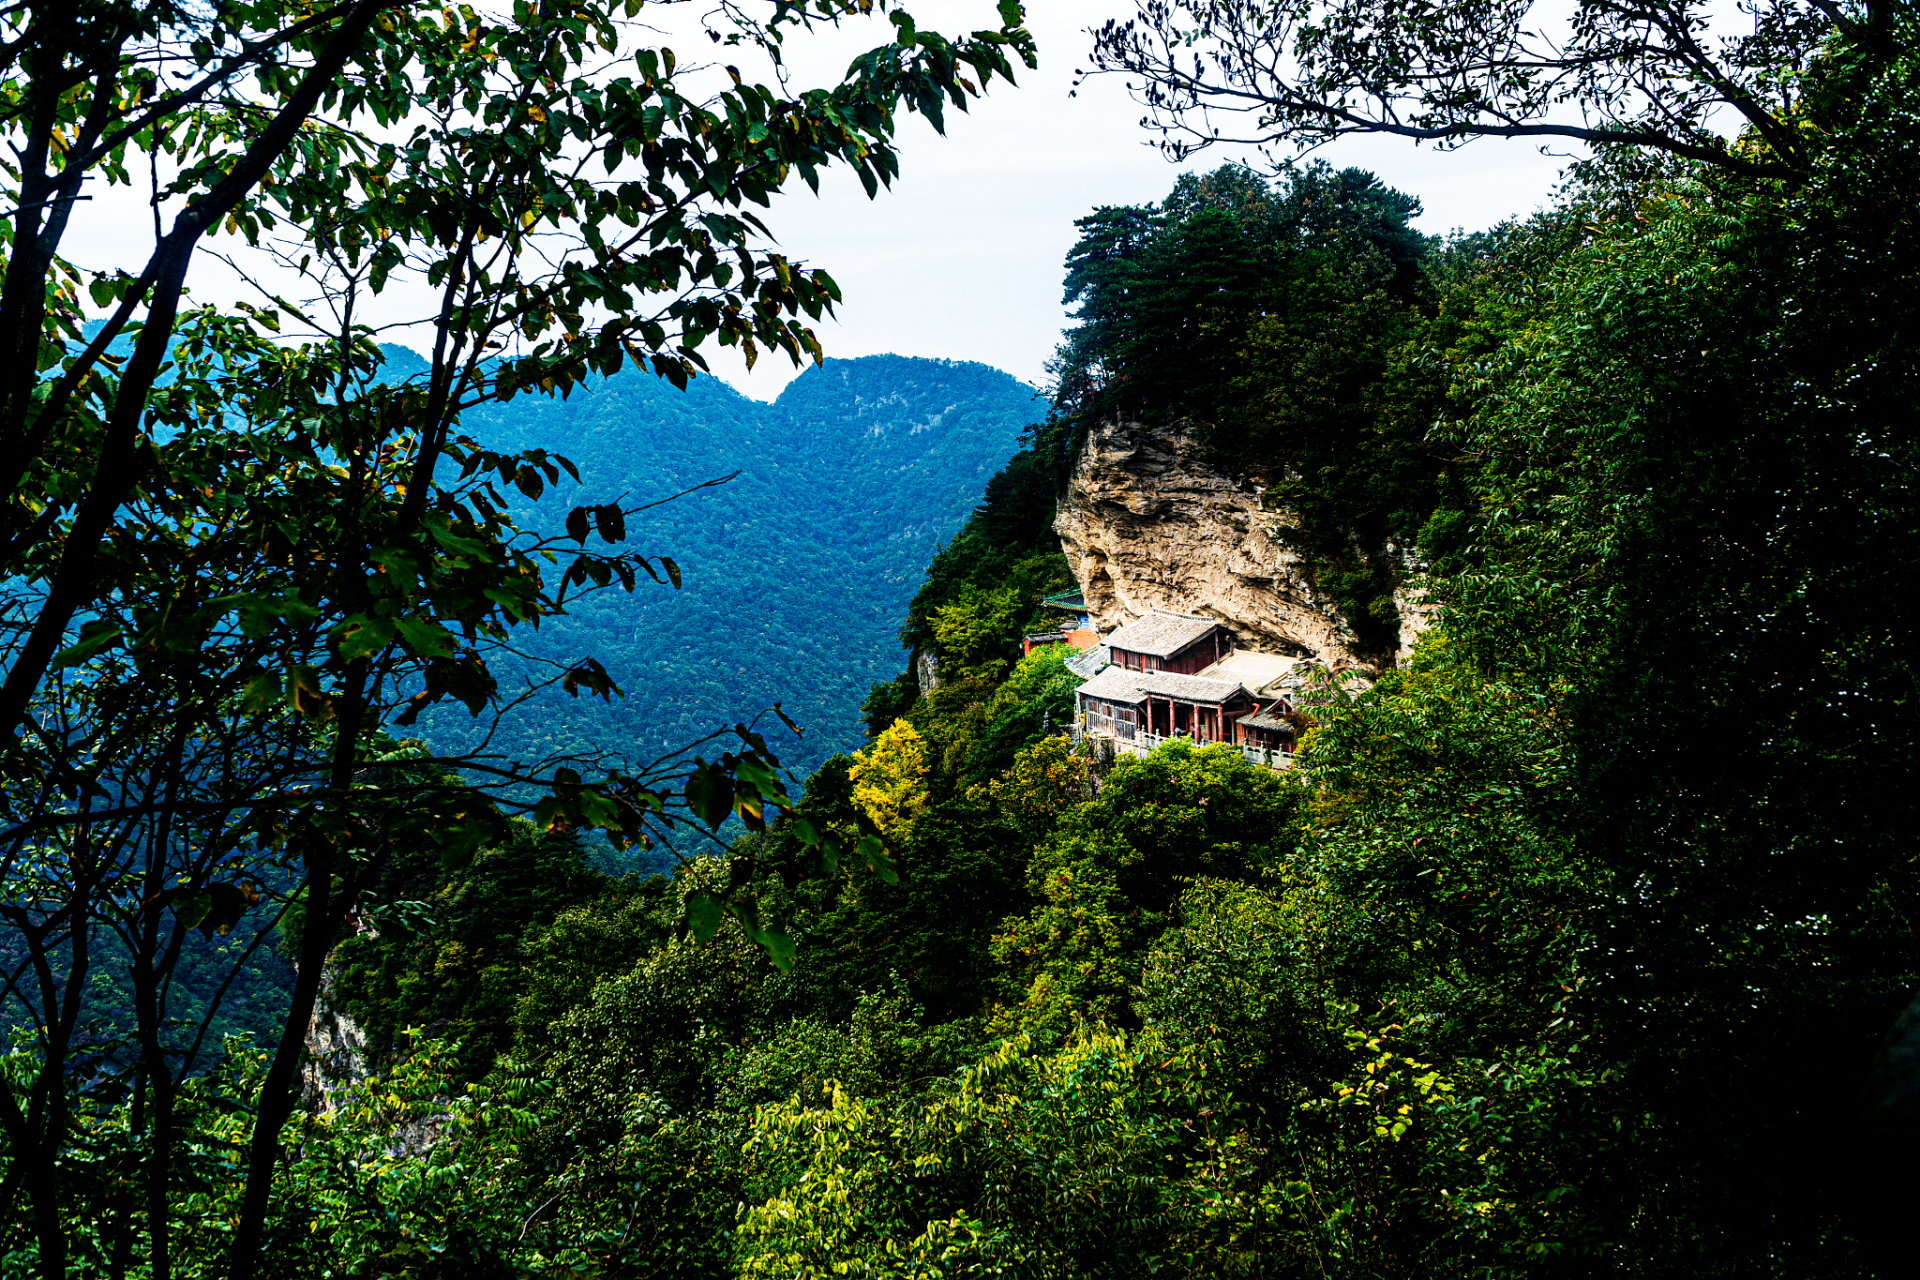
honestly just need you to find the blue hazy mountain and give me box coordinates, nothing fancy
[420,352,1044,794]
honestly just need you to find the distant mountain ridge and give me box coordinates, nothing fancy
[405,350,1045,815]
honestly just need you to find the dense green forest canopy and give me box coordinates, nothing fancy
[7,3,1920,1278]
[0,0,1037,1274]
[418,350,1046,810]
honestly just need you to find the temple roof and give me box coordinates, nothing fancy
[1075,660,1255,706]
[1042,588,1088,612]
[1102,610,1224,658]
[1066,643,1111,679]
[1134,671,1248,703]
[1199,649,1298,692]
[1075,666,1150,704]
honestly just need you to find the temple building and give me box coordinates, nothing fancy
[1022,588,1100,658]
[1070,610,1312,768]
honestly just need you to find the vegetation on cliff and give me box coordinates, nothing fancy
[5,1,1919,1277]
[1047,161,1482,654]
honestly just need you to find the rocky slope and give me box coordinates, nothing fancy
[1052,418,1429,666]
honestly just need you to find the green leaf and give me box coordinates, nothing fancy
[393,616,456,659]
[172,888,213,931]
[685,890,725,942]
[578,789,620,827]
[233,594,322,639]
[334,615,396,662]
[745,919,797,970]
[284,664,333,721]
[424,521,492,557]
[684,760,732,830]
[48,620,123,671]
[856,834,898,884]
[240,672,280,715]
[734,756,786,800]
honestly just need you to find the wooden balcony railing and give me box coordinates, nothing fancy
[1077,717,1294,772]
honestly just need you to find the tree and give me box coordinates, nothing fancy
[0,1,1035,1276]
[1049,163,1452,655]
[1086,0,1875,178]
[848,718,930,844]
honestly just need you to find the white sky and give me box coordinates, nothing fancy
[697,0,1576,398]
[64,1,1580,400]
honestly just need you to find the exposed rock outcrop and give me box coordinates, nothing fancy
[302,968,371,1112]
[1052,418,1430,666]
[302,968,452,1154]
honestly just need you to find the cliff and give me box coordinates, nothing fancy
[1052,418,1429,666]
[302,968,372,1112]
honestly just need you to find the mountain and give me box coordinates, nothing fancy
[420,352,1045,810]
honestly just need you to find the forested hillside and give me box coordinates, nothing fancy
[0,353,1040,1061]
[416,352,1044,800]
[6,1,1919,1278]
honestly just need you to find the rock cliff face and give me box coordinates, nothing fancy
[302,968,371,1112]
[1052,418,1429,666]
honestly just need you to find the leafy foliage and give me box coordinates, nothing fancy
[9,8,1920,1279]
[1089,0,1860,178]
[1049,162,1474,654]
[0,0,1036,1273]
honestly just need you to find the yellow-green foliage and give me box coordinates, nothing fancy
[849,718,932,843]
[738,1028,1267,1278]
[981,733,1096,840]
[987,741,1306,1039]
[928,583,1027,683]
[737,1081,1031,1280]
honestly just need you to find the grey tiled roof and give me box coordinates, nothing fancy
[1236,711,1290,732]
[1066,644,1111,679]
[1133,671,1248,703]
[1075,666,1149,704]
[1076,663,1252,706]
[1102,610,1223,658]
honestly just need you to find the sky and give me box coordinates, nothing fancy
[64,1,1580,400]
[687,0,1576,398]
